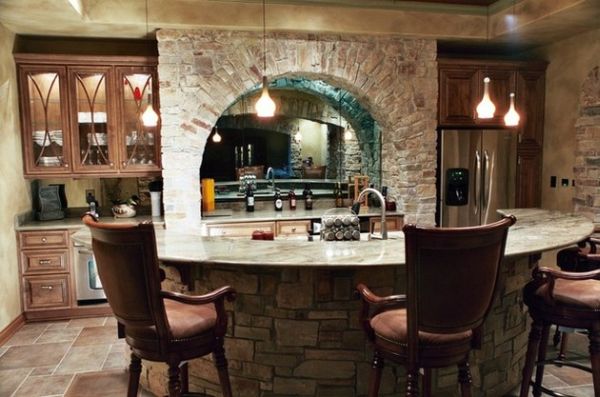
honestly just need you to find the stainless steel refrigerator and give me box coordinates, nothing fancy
[439,129,517,227]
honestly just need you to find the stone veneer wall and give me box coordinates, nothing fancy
[156,30,438,228]
[574,66,600,222]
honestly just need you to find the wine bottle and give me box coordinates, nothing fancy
[288,188,297,210]
[245,184,254,212]
[303,184,313,210]
[335,182,343,208]
[274,188,283,211]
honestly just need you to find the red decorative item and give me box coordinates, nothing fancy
[133,87,142,101]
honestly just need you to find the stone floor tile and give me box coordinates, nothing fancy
[102,351,128,370]
[0,368,32,396]
[0,342,70,370]
[73,325,119,346]
[2,328,45,347]
[46,321,70,330]
[104,316,118,327]
[67,317,107,328]
[55,344,110,374]
[19,323,50,333]
[553,384,596,397]
[36,327,82,344]
[13,374,74,396]
[64,369,156,396]
[30,365,57,376]
[0,346,7,357]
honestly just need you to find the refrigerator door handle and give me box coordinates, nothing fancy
[474,150,481,215]
[483,150,490,209]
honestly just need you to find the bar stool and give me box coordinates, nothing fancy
[519,266,600,397]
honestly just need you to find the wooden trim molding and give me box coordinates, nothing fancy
[0,314,26,346]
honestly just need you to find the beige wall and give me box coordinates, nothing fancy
[528,27,600,212]
[0,23,31,330]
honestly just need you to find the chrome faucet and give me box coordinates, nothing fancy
[357,188,388,240]
[266,167,275,192]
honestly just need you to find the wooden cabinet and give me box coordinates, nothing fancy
[369,215,404,234]
[276,220,311,236]
[205,221,276,237]
[17,228,111,320]
[438,58,547,208]
[15,54,161,178]
[19,230,71,312]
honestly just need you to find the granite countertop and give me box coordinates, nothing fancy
[202,207,403,224]
[15,214,165,231]
[71,209,594,267]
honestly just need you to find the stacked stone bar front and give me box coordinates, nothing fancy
[141,255,535,397]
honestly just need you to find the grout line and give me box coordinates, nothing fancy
[61,373,76,397]
[9,367,34,397]
[50,326,84,376]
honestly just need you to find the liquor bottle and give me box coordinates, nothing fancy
[288,188,297,210]
[303,184,313,210]
[274,188,283,211]
[335,182,343,208]
[245,184,254,212]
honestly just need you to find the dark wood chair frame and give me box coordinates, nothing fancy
[519,266,600,397]
[82,215,236,397]
[357,216,515,397]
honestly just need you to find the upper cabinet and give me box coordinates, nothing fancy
[15,54,161,178]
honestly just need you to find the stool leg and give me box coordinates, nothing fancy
[532,323,550,397]
[127,352,141,397]
[552,326,561,347]
[520,318,543,397]
[458,360,473,397]
[422,368,432,397]
[558,332,569,361]
[589,324,600,397]
[168,360,182,397]
[212,337,233,397]
[180,362,189,394]
[406,366,419,397]
[367,350,384,397]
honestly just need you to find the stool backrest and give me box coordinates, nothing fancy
[82,215,170,341]
[403,215,515,336]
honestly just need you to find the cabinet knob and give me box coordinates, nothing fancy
[291,227,297,232]
[41,285,54,290]
[39,259,52,265]
[109,162,114,167]
[122,161,127,167]
[41,237,47,243]
[63,163,69,168]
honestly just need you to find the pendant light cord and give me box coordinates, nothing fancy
[145,0,149,39]
[262,0,267,74]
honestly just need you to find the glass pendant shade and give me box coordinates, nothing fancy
[504,93,520,127]
[476,77,496,119]
[255,76,276,118]
[344,129,352,140]
[141,94,159,127]
[212,128,222,143]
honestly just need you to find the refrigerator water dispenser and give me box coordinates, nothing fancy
[445,168,469,206]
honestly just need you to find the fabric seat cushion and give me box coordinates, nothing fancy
[370,308,472,346]
[164,299,217,340]
[534,279,600,310]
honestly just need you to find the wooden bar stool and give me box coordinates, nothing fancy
[519,266,600,397]
[357,215,515,397]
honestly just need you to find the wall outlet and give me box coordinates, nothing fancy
[561,178,569,187]
[550,176,557,188]
[85,189,95,201]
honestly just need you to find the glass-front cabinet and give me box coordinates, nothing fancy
[15,54,161,178]
[117,67,160,173]
[69,67,116,173]
[18,65,71,175]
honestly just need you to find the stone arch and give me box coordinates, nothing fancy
[574,66,600,222]
[156,29,437,228]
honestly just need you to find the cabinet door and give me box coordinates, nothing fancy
[516,150,542,208]
[205,222,276,237]
[68,66,117,173]
[516,70,545,146]
[478,68,514,126]
[116,67,161,173]
[24,275,70,310]
[439,67,478,126]
[18,65,72,175]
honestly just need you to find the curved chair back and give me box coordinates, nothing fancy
[82,215,170,342]
[403,216,515,337]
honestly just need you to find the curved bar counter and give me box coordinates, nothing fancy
[73,209,594,396]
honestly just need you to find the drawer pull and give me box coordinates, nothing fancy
[38,259,52,265]
[40,285,54,290]
[41,237,47,243]
[291,227,297,232]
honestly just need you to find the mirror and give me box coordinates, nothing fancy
[199,78,381,197]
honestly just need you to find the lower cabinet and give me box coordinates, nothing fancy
[205,221,276,237]
[17,229,111,321]
[369,215,404,234]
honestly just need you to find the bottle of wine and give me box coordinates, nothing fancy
[303,184,313,210]
[335,182,343,208]
[274,188,283,211]
[245,184,254,212]
[288,188,297,210]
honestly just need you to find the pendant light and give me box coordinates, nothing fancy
[503,1,520,127]
[212,126,222,143]
[476,7,496,120]
[141,0,159,127]
[255,0,276,117]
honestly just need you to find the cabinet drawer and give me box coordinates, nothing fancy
[24,275,70,310]
[370,216,404,234]
[277,220,310,236]
[21,250,69,274]
[20,230,69,249]
[205,222,276,237]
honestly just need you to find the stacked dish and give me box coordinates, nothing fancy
[33,130,63,146]
[38,156,61,166]
[87,133,108,146]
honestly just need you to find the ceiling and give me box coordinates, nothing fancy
[0,0,598,52]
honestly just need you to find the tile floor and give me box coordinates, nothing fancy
[0,317,595,396]
[0,317,154,397]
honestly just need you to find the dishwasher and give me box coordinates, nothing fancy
[72,241,106,303]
